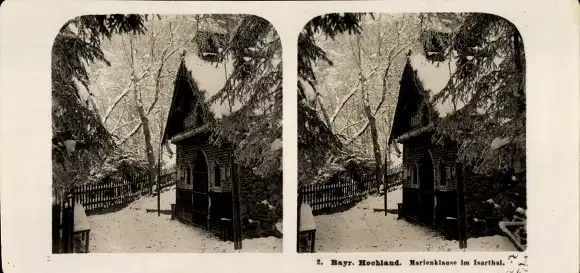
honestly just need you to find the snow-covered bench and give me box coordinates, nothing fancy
[299,203,316,253]
[73,203,91,253]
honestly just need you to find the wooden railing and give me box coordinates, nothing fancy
[73,169,176,212]
[299,166,403,213]
[52,166,177,253]
[73,174,148,211]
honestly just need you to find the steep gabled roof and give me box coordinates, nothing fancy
[388,47,465,143]
[161,57,203,144]
[388,57,426,144]
[161,50,252,144]
[389,48,502,145]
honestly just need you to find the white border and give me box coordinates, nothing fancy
[0,1,578,273]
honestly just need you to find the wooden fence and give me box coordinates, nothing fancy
[52,166,177,253]
[74,174,148,211]
[299,165,403,213]
[74,169,176,212]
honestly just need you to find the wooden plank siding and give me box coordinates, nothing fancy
[401,133,459,192]
[400,132,461,231]
[175,134,234,193]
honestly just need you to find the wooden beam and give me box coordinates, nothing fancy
[455,162,467,249]
[170,123,210,143]
[231,150,242,250]
[395,123,434,143]
[384,145,390,216]
[297,190,303,252]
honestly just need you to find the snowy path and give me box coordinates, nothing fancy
[314,186,517,252]
[87,186,282,253]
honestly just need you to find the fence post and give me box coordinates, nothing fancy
[297,188,302,252]
[62,191,74,253]
[231,155,242,250]
[384,168,388,216]
[52,201,60,253]
[455,162,467,249]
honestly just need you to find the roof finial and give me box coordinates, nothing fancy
[180,50,187,59]
[407,49,412,57]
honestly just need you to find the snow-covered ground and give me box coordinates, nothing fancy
[87,186,282,253]
[314,186,518,252]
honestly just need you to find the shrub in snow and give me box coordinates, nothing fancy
[311,153,374,185]
[464,168,526,238]
[87,151,149,185]
[239,171,283,239]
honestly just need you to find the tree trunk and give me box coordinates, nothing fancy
[354,32,384,194]
[513,30,525,114]
[384,144,390,215]
[364,105,383,193]
[135,99,156,195]
[129,35,157,195]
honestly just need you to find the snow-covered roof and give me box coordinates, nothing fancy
[410,52,460,118]
[184,52,241,119]
[409,52,504,118]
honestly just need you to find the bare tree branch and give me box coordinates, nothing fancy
[345,121,369,145]
[338,118,366,135]
[117,122,143,145]
[316,96,333,131]
[145,21,198,116]
[373,41,414,113]
[101,68,151,124]
[329,85,360,125]
[111,119,140,133]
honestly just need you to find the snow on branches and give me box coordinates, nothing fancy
[422,13,526,174]
[203,15,283,178]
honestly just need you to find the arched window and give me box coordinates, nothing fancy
[187,164,192,185]
[413,163,419,185]
[214,161,221,187]
[439,160,447,186]
[196,112,203,126]
[421,106,430,125]
[178,166,185,183]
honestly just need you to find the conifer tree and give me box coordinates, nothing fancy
[423,13,526,174]
[52,15,149,195]
[205,15,283,177]
[297,13,365,185]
